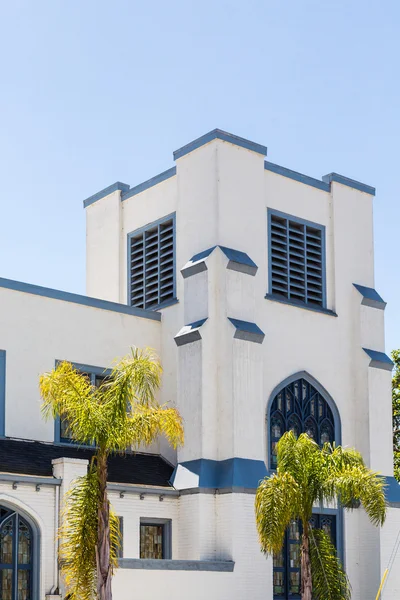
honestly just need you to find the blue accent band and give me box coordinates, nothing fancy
[228,318,265,344]
[353,284,386,310]
[0,278,161,322]
[322,173,375,196]
[172,458,268,489]
[265,161,330,192]
[0,351,5,437]
[121,167,176,201]
[83,182,130,208]
[265,161,376,196]
[173,129,267,160]
[363,348,393,371]
[385,476,400,503]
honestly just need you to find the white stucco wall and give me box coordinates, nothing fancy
[0,287,160,444]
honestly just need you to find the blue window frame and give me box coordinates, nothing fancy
[0,507,33,600]
[268,209,326,309]
[0,351,5,438]
[54,362,111,445]
[269,377,335,469]
[273,514,337,599]
[127,213,176,310]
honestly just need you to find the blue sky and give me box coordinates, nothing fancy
[0,0,399,350]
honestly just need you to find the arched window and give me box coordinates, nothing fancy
[268,375,340,600]
[0,507,33,600]
[269,377,335,469]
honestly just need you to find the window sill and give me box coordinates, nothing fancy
[265,294,337,317]
[155,297,179,311]
[119,558,234,572]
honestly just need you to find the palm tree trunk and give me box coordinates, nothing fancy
[96,449,112,600]
[301,522,312,600]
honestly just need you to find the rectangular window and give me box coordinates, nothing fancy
[268,210,325,308]
[139,519,171,559]
[128,214,176,310]
[273,514,336,599]
[54,362,111,445]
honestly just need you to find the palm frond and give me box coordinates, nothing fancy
[255,472,300,554]
[108,404,184,452]
[40,361,102,445]
[309,528,351,600]
[105,347,162,410]
[59,468,99,600]
[328,465,387,526]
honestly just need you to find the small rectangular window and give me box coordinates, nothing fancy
[139,519,171,559]
[128,214,176,310]
[269,211,325,308]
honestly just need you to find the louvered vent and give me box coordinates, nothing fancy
[129,217,175,309]
[270,213,323,307]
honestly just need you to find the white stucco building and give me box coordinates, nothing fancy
[0,128,398,600]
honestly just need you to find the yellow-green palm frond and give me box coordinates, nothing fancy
[106,347,162,411]
[108,404,184,452]
[327,465,387,526]
[39,361,102,445]
[276,432,324,515]
[59,468,99,600]
[309,528,351,600]
[109,505,121,571]
[255,472,300,554]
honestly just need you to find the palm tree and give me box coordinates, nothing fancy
[255,431,386,600]
[40,347,184,600]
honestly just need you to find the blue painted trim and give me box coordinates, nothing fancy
[267,208,327,309]
[228,318,265,344]
[174,319,207,347]
[0,277,161,321]
[181,245,258,278]
[322,173,375,196]
[83,182,130,208]
[353,284,386,310]
[0,351,5,437]
[264,161,376,196]
[266,371,342,470]
[127,213,176,310]
[173,129,267,160]
[384,476,400,503]
[265,294,337,317]
[362,348,394,371]
[171,458,268,489]
[265,161,330,192]
[121,167,176,201]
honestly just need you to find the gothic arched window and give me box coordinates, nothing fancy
[269,377,335,469]
[0,507,33,600]
[268,375,339,600]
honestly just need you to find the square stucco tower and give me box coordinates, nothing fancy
[81,129,399,600]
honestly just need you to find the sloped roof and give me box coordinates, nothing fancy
[0,438,174,487]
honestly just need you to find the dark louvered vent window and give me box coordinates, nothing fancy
[129,216,175,309]
[269,212,324,307]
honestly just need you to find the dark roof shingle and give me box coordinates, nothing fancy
[0,439,174,487]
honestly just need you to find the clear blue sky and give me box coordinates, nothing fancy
[0,1,399,350]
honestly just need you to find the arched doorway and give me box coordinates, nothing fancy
[0,506,33,600]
